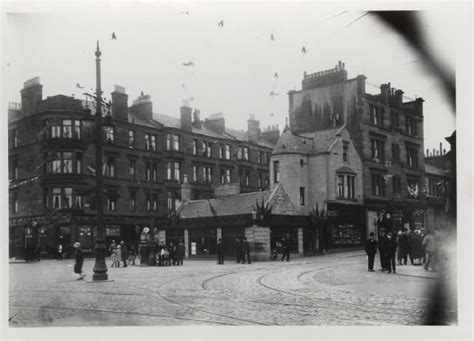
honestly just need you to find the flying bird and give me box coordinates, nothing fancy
[178,11,189,15]
[111,32,117,40]
[273,72,279,79]
[270,33,275,41]
[218,20,224,28]
[181,83,186,88]
[301,46,307,54]
[182,61,195,67]
[269,113,275,117]
[76,83,84,89]
[269,91,279,97]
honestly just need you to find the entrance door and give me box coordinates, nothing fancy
[221,227,245,257]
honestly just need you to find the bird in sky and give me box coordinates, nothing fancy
[301,46,307,54]
[182,61,195,67]
[111,32,117,40]
[273,72,279,79]
[76,83,83,89]
[181,83,186,88]
[270,113,275,117]
[218,20,224,28]
[178,11,189,15]
[270,33,275,41]
[269,91,279,97]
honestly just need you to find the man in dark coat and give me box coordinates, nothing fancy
[378,231,388,271]
[217,238,224,264]
[120,241,128,267]
[365,232,377,272]
[281,234,290,262]
[398,229,410,265]
[176,239,185,266]
[242,237,251,264]
[385,232,398,274]
[234,237,242,263]
[73,242,85,280]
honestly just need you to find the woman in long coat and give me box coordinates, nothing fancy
[73,242,85,280]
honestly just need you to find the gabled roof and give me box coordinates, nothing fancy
[178,183,297,219]
[178,191,270,219]
[273,126,345,155]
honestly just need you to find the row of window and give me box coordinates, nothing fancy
[371,174,419,198]
[370,139,420,168]
[370,104,418,136]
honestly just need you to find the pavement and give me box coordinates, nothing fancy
[7,250,455,327]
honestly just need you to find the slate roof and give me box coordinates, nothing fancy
[152,113,275,148]
[178,190,271,219]
[425,164,447,177]
[273,126,345,155]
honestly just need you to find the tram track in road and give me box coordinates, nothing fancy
[256,263,431,319]
[154,272,274,326]
[9,303,233,326]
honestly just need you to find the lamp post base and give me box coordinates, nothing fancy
[92,240,108,281]
[92,273,109,281]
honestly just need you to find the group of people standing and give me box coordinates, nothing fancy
[365,228,440,274]
[108,240,134,267]
[155,240,185,266]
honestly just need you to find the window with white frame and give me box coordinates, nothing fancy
[128,130,135,148]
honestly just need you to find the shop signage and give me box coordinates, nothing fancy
[106,225,120,236]
[10,216,44,227]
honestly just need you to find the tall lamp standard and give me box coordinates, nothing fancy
[92,41,108,281]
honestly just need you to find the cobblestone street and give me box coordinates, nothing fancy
[8,251,442,327]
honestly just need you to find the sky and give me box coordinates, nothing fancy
[2,1,465,152]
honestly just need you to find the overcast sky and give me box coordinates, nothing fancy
[2,2,464,152]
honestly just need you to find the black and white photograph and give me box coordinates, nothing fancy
[2,0,472,340]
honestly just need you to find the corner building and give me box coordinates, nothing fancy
[288,61,426,239]
[8,78,277,258]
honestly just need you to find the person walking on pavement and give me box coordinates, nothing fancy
[385,232,398,274]
[398,228,410,265]
[242,237,251,264]
[73,242,85,280]
[422,230,437,271]
[120,241,128,268]
[108,240,117,256]
[57,243,64,261]
[169,242,177,266]
[365,232,377,272]
[281,234,290,262]
[234,237,242,263]
[378,231,387,271]
[217,238,224,264]
[129,245,136,265]
[177,239,185,266]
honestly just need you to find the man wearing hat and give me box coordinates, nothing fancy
[73,242,85,280]
[365,232,377,272]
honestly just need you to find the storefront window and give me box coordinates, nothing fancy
[188,228,217,255]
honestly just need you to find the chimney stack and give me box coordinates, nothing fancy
[21,77,43,116]
[180,101,192,131]
[111,85,128,121]
[130,92,153,120]
[205,113,225,134]
[380,83,390,104]
[247,114,260,143]
[394,89,404,108]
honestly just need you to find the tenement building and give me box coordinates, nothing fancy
[287,61,426,239]
[8,77,277,258]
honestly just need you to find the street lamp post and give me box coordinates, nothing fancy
[92,41,108,281]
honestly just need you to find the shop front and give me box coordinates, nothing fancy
[326,203,366,248]
[188,227,217,257]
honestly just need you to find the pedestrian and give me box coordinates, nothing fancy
[398,229,410,265]
[169,242,176,266]
[281,234,290,262]
[378,231,388,271]
[365,232,377,272]
[385,232,398,274]
[57,243,64,261]
[73,242,85,280]
[34,244,41,261]
[108,240,117,256]
[159,241,166,266]
[217,238,224,264]
[177,239,185,266]
[115,245,122,268]
[120,241,128,267]
[234,237,242,263]
[422,230,437,271]
[242,237,251,264]
[129,245,136,265]
[407,228,417,265]
[396,230,403,265]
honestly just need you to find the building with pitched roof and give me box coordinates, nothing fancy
[270,125,365,250]
[287,61,427,240]
[8,78,278,258]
